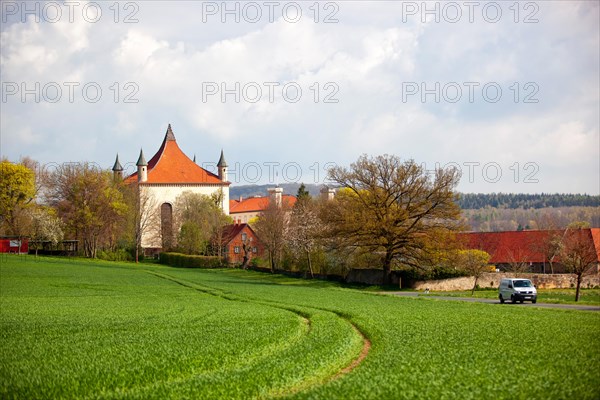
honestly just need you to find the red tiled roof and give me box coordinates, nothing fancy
[229,195,297,214]
[458,229,600,264]
[591,228,600,260]
[125,126,226,185]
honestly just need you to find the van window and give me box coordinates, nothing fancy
[514,280,533,288]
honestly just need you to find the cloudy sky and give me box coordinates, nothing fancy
[1,1,598,194]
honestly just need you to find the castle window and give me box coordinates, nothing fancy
[234,246,240,254]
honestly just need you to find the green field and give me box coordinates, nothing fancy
[1,256,599,399]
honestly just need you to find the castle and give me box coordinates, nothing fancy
[112,124,230,253]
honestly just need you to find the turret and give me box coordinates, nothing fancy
[268,187,283,207]
[136,149,148,183]
[112,153,123,181]
[217,149,228,182]
[320,186,335,201]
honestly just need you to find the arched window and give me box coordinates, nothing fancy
[161,203,173,250]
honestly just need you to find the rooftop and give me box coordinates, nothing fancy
[125,124,227,185]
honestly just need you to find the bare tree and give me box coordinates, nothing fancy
[456,249,492,295]
[123,183,160,262]
[288,197,322,278]
[560,227,598,302]
[323,154,462,285]
[505,248,531,276]
[255,198,289,272]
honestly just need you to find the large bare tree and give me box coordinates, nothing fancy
[323,154,462,284]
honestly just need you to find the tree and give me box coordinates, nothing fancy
[456,249,491,295]
[255,198,289,272]
[123,183,160,263]
[560,227,598,302]
[323,154,462,284]
[288,196,321,278]
[296,183,310,201]
[45,163,127,258]
[29,206,64,256]
[0,160,36,236]
[174,192,230,255]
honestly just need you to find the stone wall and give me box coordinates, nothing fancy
[410,272,600,291]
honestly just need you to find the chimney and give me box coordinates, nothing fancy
[267,187,283,207]
[239,195,243,202]
[320,186,335,201]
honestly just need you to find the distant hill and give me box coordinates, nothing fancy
[230,185,599,210]
[230,183,324,199]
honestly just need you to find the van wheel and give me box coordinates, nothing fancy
[520,300,524,304]
[499,294,505,304]
[532,299,537,304]
[511,295,517,304]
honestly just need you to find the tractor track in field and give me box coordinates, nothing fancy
[144,270,371,398]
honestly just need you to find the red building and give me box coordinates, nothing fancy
[0,237,29,254]
[220,223,263,266]
[458,229,600,273]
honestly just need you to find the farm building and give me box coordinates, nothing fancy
[219,222,263,265]
[458,229,600,274]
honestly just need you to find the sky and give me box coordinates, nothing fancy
[1,0,599,194]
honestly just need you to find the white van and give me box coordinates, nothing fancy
[499,278,537,304]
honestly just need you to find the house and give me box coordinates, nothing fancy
[458,229,600,274]
[113,124,230,255]
[220,223,263,265]
[229,187,297,224]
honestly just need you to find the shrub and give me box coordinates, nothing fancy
[159,252,223,268]
[97,249,133,262]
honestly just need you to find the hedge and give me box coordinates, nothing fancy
[159,252,223,268]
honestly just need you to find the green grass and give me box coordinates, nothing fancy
[1,255,599,399]
[425,288,600,305]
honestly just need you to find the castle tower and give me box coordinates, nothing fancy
[112,153,123,181]
[320,186,336,201]
[268,187,283,206]
[217,149,228,182]
[136,149,148,183]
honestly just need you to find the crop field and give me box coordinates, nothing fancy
[1,256,599,399]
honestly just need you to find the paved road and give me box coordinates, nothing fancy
[383,292,600,311]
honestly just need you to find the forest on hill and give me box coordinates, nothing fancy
[230,185,599,231]
[230,185,598,210]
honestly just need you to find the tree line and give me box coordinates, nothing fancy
[2,155,597,300]
[458,193,599,209]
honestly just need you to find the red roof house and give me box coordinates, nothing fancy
[219,223,263,265]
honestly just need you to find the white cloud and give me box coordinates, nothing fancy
[0,1,598,194]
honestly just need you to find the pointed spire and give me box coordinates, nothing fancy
[165,123,176,141]
[112,153,123,171]
[217,149,228,167]
[136,149,147,166]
